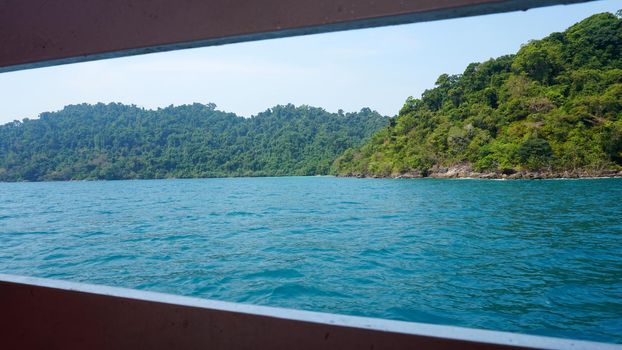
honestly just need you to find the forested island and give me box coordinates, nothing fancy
[1,13,621,182]
[334,13,622,179]
[0,104,386,181]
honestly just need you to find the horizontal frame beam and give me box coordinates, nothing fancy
[1,274,619,350]
[0,0,594,73]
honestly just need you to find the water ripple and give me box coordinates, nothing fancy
[0,177,621,343]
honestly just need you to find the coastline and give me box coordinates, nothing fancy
[2,168,622,182]
[338,164,622,180]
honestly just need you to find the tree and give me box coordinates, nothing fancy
[0,103,387,181]
[334,12,622,177]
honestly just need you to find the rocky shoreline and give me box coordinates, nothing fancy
[340,164,622,180]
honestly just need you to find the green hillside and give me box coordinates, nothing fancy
[0,103,386,181]
[333,13,622,178]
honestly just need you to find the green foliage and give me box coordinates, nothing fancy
[0,103,386,181]
[517,137,553,170]
[334,13,622,176]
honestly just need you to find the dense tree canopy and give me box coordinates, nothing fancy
[333,13,622,177]
[0,103,386,181]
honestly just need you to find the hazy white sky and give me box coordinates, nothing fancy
[0,1,620,124]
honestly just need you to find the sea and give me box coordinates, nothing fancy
[0,176,620,343]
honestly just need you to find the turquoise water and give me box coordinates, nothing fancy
[0,177,621,342]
